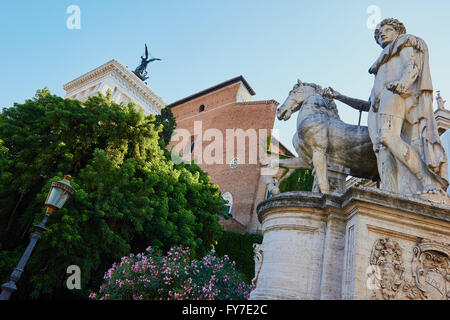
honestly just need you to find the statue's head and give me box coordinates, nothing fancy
[374,18,406,48]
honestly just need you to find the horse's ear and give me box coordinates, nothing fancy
[297,79,302,85]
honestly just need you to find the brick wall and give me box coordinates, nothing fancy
[168,79,278,232]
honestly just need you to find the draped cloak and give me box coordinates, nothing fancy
[368,34,448,189]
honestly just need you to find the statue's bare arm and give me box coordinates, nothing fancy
[323,87,371,112]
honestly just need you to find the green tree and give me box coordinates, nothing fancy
[0,90,226,299]
[154,106,177,146]
[0,139,11,193]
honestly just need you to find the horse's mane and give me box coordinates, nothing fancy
[294,81,340,120]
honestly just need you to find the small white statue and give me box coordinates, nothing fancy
[267,177,280,196]
[251,243,263,287]
[436,91,446,109]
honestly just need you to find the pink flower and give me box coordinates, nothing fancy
[116,279,124,287]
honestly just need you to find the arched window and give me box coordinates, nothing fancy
[222,192,233,217]
[199,105,205,112]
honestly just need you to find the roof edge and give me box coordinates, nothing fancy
[235,99,279,106]
[271,136,296,157]
[168,75,256,108]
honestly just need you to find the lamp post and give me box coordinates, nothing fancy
[0,175,75,300]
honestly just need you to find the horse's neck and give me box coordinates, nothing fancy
[297,94,326,118]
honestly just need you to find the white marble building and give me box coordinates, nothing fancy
[63,59,166,115]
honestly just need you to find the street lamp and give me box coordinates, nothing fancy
[0,175,75,300]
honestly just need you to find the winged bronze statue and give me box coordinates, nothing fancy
[133,44,161,81]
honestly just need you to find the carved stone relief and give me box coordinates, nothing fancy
[369,238,405,300]
[369,238,450,300]
[409,239,450,300]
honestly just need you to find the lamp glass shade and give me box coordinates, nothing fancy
[45,188,69,209]
[44,175,75,209]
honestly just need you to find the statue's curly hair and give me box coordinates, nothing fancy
[374,18,407,45]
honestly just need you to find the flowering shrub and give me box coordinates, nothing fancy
[89,246,253,300]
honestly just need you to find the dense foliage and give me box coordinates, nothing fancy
[0,139,11,193]
[279,169,314,193]
[266,136,314,193]
[90,246,252,300]
[215,231,263,282]
[0,89,226,299]
[154,107,177,146]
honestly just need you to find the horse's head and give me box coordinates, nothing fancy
[277,80,319,121]
[277,80,340,121]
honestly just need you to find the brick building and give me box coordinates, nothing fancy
[168,76,293,233]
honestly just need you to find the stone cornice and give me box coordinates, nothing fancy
[63,59,166,110]
[434,108,450,124]
[257,191,343,222]
[434,107,450,117]
[341,186,450,221]
[235,99,279,106]
[257,187,450,223]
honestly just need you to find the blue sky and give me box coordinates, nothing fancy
[1,0,450,149]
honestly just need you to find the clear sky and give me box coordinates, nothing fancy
[1,0,450,149]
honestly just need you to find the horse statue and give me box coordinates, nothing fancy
[271,80,378,194]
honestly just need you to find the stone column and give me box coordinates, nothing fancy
[250,192,330,300]
[319,210,346,299]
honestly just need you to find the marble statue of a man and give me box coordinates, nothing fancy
[324,18,448,196]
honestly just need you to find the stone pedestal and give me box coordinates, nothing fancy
[312,164,351,194]
[250,187,450,300]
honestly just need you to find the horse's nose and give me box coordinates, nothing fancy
[276,105,284,114]
[276,108,285,120]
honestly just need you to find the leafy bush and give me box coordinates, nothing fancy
[279,169,314,192]
[89,246,252,300]
[215,231,262,282]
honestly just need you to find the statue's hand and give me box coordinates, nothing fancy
[386,81,408,95]
[323,87,341,99]
[386,81,399,93]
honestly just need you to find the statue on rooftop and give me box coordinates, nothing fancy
[133,44,161,81]
[436,91,446,109]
